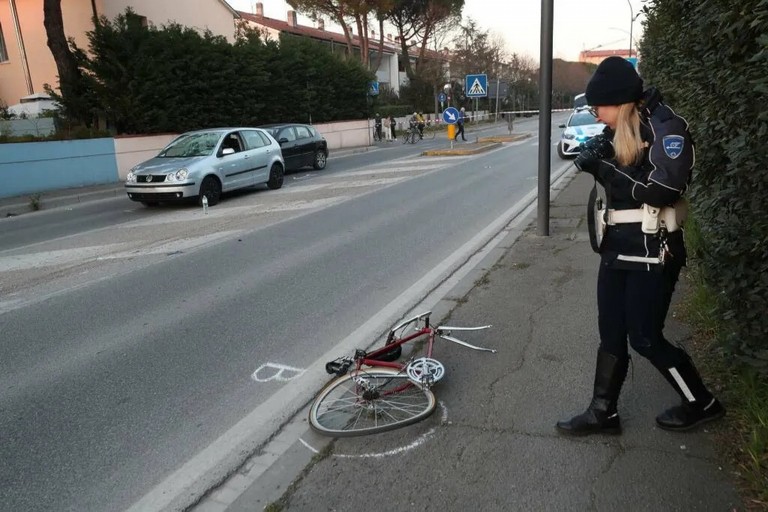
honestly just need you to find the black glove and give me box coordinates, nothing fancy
[574,134,615,174]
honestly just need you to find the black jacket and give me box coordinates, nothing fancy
[595,88,694,270]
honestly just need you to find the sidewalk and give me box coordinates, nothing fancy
[224,171,741,511]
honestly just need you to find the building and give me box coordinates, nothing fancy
[0,0,240,108]
[239,3,451,96]
[579,48,636,65]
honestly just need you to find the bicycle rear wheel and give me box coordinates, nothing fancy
[309,367,436,437]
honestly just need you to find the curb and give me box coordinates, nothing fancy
[421,142,502,157]
[0,185,125,219]
[478,133,532,144]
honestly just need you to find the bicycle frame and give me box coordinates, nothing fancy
[358,323,436,372]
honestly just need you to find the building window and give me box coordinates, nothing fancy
[0,22,9,62]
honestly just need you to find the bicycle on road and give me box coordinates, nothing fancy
[308,311,495,437]
[402,124,421,144]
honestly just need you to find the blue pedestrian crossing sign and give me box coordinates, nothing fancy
[442,107,460,125]
[465,74,488,98]
[368,81,380,96]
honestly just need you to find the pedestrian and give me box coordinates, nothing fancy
[389,115,397,141]
[374,113,383,142]
[506,111,514,134]
[384,115,393,142]
[454,107,467,141]
[556,56,724,436]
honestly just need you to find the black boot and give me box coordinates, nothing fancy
[654,354,725,431]
[557,350,629,436]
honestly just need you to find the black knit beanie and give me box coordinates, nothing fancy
[585,56,643,106]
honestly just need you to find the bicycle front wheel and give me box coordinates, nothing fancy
[309,367,437,437]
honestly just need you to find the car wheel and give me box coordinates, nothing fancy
[313,150,327,170]
[267,163,284,190]
[557,142,568,160]
[198,176,222,206]
[141,201,160,207]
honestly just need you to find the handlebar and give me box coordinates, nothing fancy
[389,311,431,334]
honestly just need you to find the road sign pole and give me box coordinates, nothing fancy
[495,77,500,123]
[537,0,554,237]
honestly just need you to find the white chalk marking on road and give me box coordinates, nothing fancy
[251,363,307,383]
[300,401,448,459]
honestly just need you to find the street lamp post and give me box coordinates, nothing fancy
[627,0,634,58]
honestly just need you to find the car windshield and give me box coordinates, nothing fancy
[264,128,281,137]
[158,132,221,158]
[569,112,599,127]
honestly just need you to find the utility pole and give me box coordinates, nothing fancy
[537,0,554,236]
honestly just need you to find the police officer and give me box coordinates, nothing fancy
[556,57,725,436]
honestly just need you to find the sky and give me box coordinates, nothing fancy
[224,0,645,62]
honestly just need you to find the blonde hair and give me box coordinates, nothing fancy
[613,103,644,166]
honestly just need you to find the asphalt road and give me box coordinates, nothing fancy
[0,115,569,511]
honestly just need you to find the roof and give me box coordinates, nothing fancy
[238,11,447,61]
[218,0,241,17]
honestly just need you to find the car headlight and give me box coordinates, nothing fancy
[126,171,136,183]
[164,169,188,182]
[563,133,575,140]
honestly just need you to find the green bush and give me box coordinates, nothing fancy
[640,0,768,372]
[375,105,417,119]
[53,10,374,134]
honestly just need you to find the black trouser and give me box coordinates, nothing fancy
[598,261,685,365]
[455,123,465,140]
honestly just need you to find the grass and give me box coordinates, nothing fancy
[679,265,768,509]
[28,194,42,211]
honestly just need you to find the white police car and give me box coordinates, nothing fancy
[557,108,606,159]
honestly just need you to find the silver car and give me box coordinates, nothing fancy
[125,128,285,207]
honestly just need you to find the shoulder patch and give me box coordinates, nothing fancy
[662,135,684,159]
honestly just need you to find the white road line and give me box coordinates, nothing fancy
[118,197,350,227]
[97,231,243,260]
[0,243,131,272]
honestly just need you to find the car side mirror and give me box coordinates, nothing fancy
[221,147,235,156]
[278,138,289,144]
[558,123,566,129]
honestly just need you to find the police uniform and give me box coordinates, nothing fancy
[556,57,724,436]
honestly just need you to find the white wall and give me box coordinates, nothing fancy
[113,134,177,180]
[101,0,237,42]
[312,120,370,150]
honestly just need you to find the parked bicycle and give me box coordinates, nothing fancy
[309,311,495,437]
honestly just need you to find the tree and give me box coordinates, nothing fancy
[287,0,392,70]
[388,0,463,79]
[43,0,90,124]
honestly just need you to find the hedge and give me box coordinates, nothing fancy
[639,0,768,372]
[54,10,374,134]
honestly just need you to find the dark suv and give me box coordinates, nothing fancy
[260,123,329,171]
